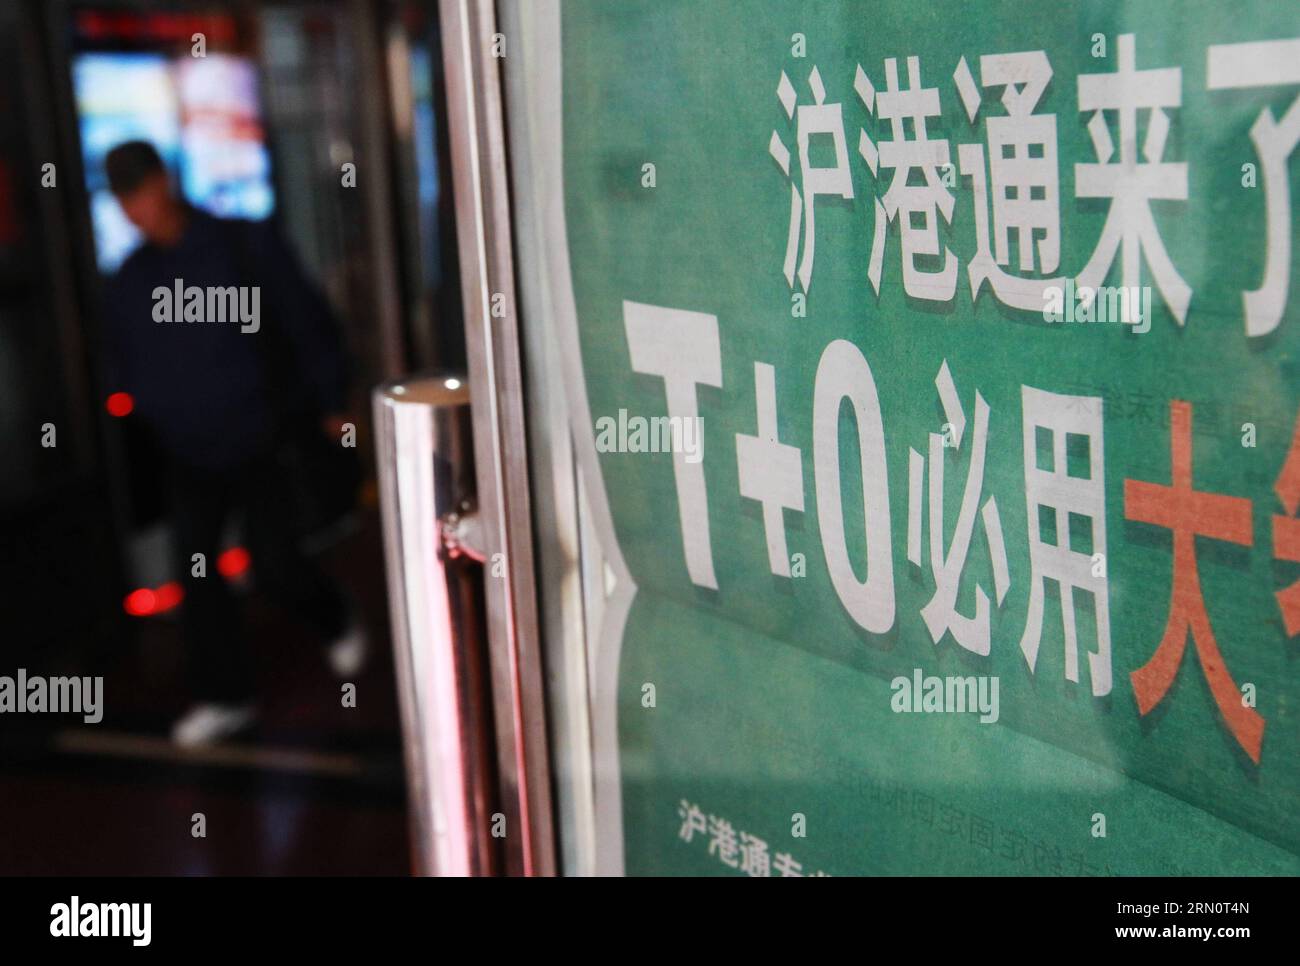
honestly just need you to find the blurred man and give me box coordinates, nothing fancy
[102,140,366,747]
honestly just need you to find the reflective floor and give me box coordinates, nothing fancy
[0,510,410,876]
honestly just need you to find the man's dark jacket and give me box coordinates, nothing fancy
[102,208,347,469]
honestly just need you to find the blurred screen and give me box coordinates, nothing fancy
[73,51,274,272]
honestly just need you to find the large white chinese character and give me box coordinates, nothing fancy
[770,67,855,292]
[954,51,1066,310]
[1207,38,1300,337]
[857,56,958,301]
[1075,33,1191,325]
[909,361,1010,655]
[1019,386,1112,696]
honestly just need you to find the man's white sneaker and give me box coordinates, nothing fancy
[171,703,256,748]
[327,621,369,678]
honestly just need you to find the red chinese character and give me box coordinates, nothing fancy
[1124,401,1264,764]
[1272,412,1300,636]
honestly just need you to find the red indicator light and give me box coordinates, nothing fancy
[123,582,184,617]
[123,588,154,616]
[106,392,134,418]
[217,547,251,578]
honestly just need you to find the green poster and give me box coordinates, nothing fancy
[550,0,1300,875]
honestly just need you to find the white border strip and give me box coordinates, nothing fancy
[527,0,637,876]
